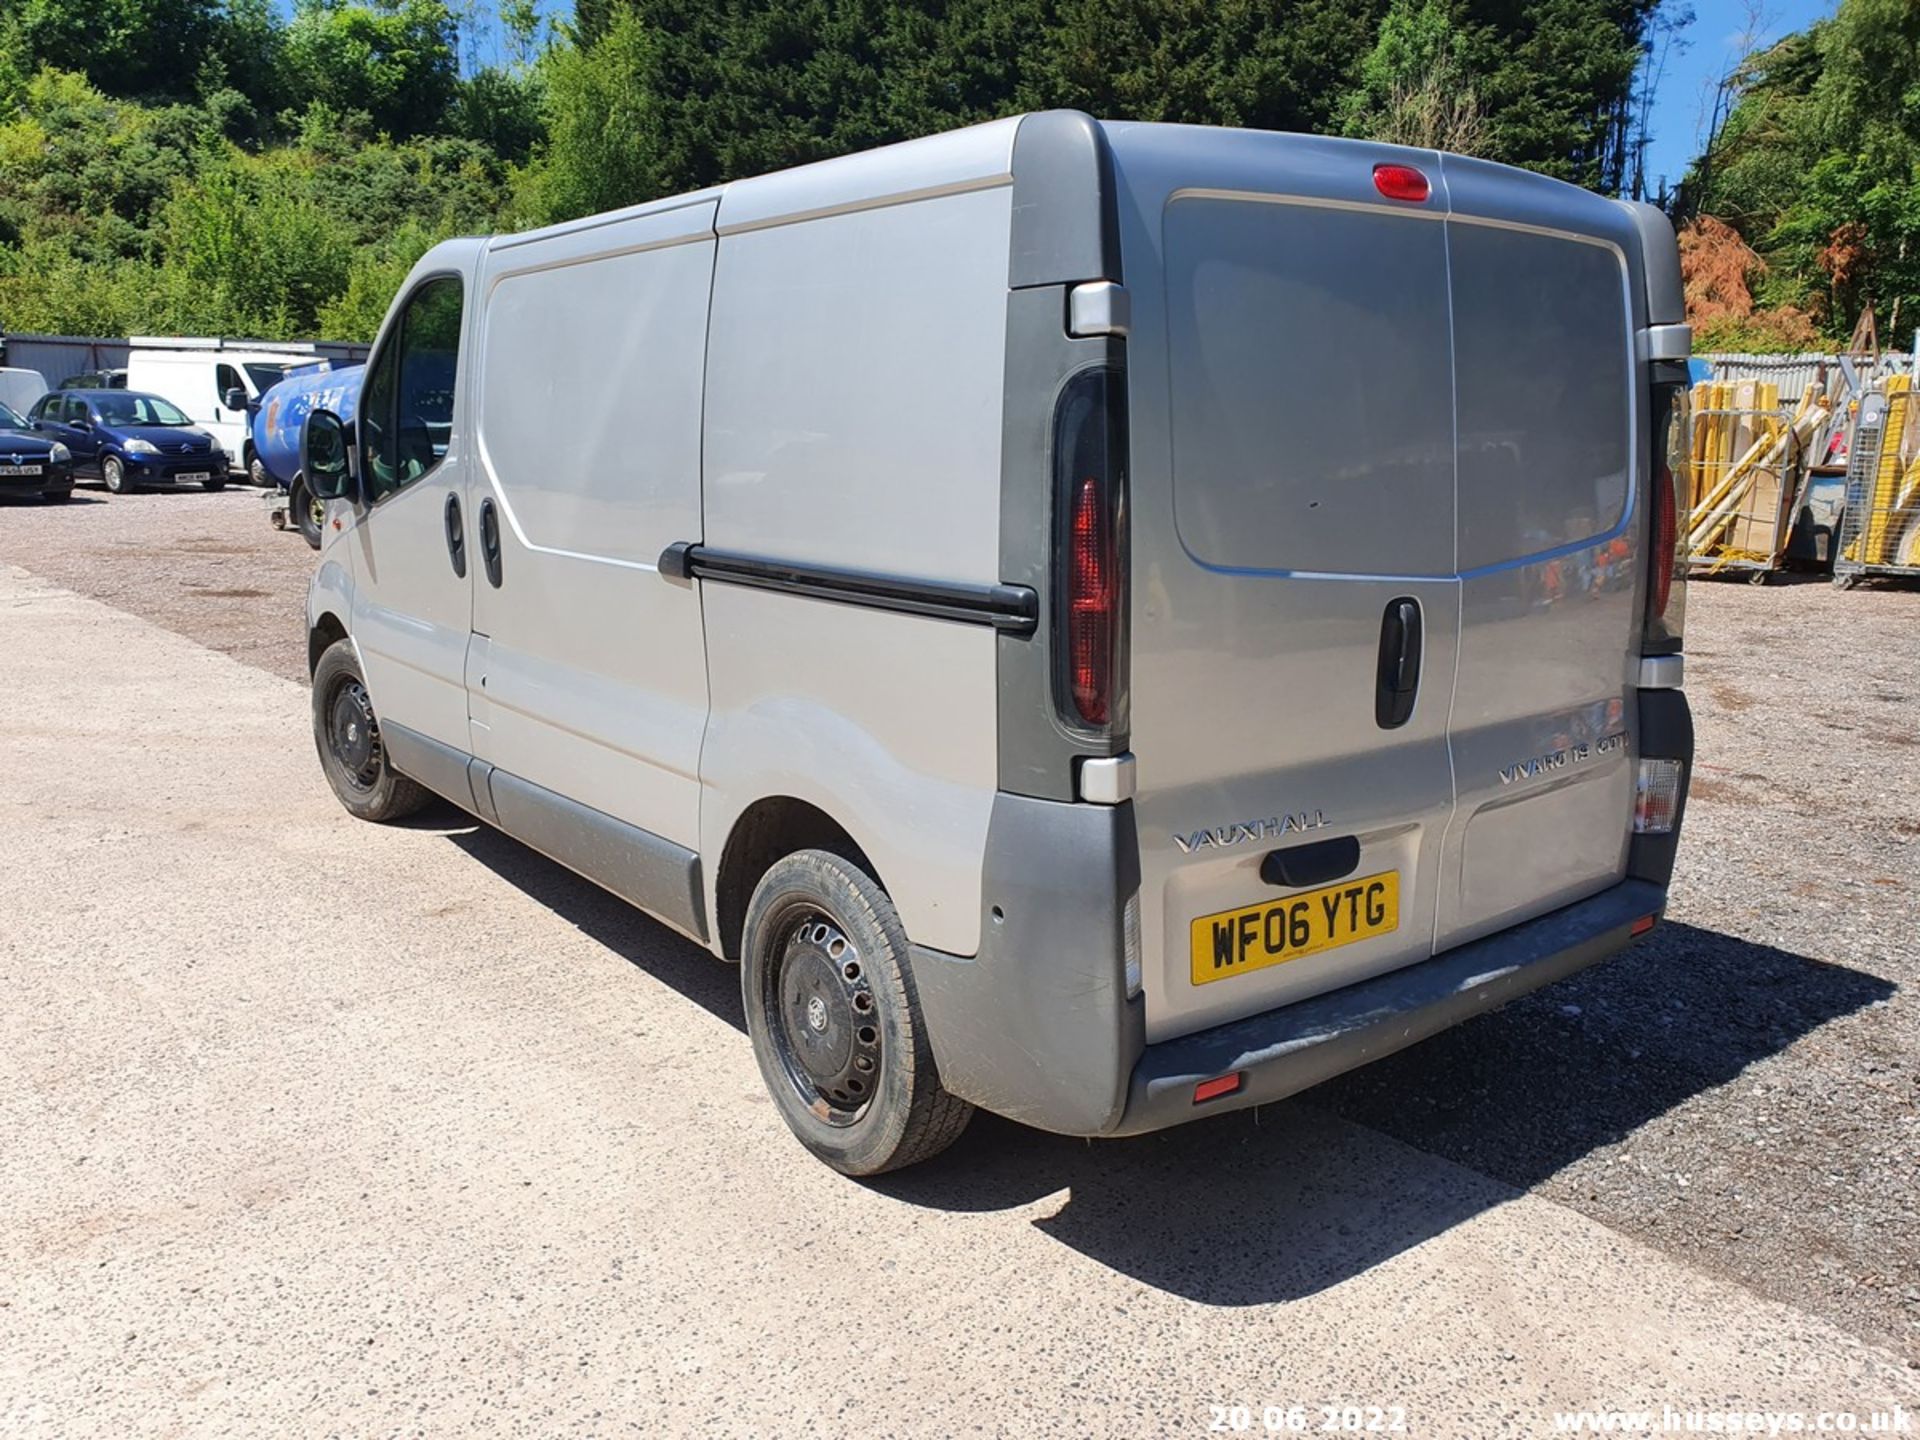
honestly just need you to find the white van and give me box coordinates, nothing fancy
[0,367,49,416]
[299,113,1695,1175]
[127,340,316,477]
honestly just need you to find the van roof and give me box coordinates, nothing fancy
[406,114,1674,325]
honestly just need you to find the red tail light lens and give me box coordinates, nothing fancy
[1053,368,1128,736]
[1373,163,1431,203]
[1650,458,1676,620]
[1069,473,1114,725]
[1646,381,1689,652]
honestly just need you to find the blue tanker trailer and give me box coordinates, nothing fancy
[250,362,363,548]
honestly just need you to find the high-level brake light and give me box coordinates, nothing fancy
[1373,163,1430,203]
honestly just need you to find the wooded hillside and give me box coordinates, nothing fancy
[0,0,1699,341]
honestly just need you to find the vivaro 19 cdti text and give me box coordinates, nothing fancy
[300,113,1694,1174]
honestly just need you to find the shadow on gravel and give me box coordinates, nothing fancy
[396,808,1896,1306]
[434,804,746,1035]
[876,920,1892,1305]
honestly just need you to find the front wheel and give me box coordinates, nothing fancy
[741,849,972,1176]
[311,639,431,823]
[204,478,227,492]
[102,455,131,494]
[41,489,73,503]
[249,453,270,488]
[290,475,323,550]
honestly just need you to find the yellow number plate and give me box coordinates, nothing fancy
[1190,872,1400,985]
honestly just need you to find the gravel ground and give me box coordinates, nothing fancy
[2,487,1916,1362]
[0,487,313,684]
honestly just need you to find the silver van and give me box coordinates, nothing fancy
[301,113,1694,1175]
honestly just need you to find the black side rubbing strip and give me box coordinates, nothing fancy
[659,542,1038,634]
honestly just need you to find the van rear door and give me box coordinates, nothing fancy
[1121,138,1465,1044]
[1431,160,1642,949]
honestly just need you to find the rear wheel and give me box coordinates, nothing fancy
[102,455,131,494]
[311,639,430,823]
[290,475,323,550]
[741,849,972,1175]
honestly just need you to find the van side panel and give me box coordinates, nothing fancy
[698,186,1013,956]
[466,202,716,853]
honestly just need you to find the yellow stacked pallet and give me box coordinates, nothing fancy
[1686,380,1823,573]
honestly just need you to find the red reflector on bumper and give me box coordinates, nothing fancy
[1631,914,1657,937]
[1193,1073,1243,1104]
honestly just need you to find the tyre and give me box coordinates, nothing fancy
[741,849,972,1175]
[204,478,227,492]
[41,489,73,503]
[311,638,431,823]
[249,453,270,488]
[290,475,323,550]
[102,455,131,494]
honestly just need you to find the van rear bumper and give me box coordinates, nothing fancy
[1104,877,1665,1137]
[907,792,1670,1142]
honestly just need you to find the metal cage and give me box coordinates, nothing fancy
[1834,382,1920,588]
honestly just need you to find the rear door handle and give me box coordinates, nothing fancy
[1375,597,1423,729]
[478,496,503,588]
[444,493,466,577]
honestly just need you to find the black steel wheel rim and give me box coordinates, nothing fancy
[325,676,382,791]
[763,906,881,1127]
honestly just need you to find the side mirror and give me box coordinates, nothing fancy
[302,409,355,502]
[223,386,247,411]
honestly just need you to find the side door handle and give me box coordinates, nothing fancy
[444,493,467,577]
[478,496,503,588]
[1375,597,1423,729]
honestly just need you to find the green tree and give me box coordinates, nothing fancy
[1684,0,1920,340]
[282,0,459,139]
[1339,0,1488,154]
[7,0,223,101]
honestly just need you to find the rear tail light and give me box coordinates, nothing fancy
[1646,382,1689,651]
[1054,368,1129,736]
[1633,758,1684,833]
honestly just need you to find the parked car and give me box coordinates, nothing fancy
[0,366,49,415]
[0,399,74,502]
[58,368,127,390]
[28,389,226,493]
[298,113,1694,1176]
[250,362,363,549]
[127,341,318,478]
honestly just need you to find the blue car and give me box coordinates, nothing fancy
[27,389,227,494]
[0,400,75,503]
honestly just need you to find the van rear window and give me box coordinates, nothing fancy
[1450,224,1630,571]
[1164,197,1455,578]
